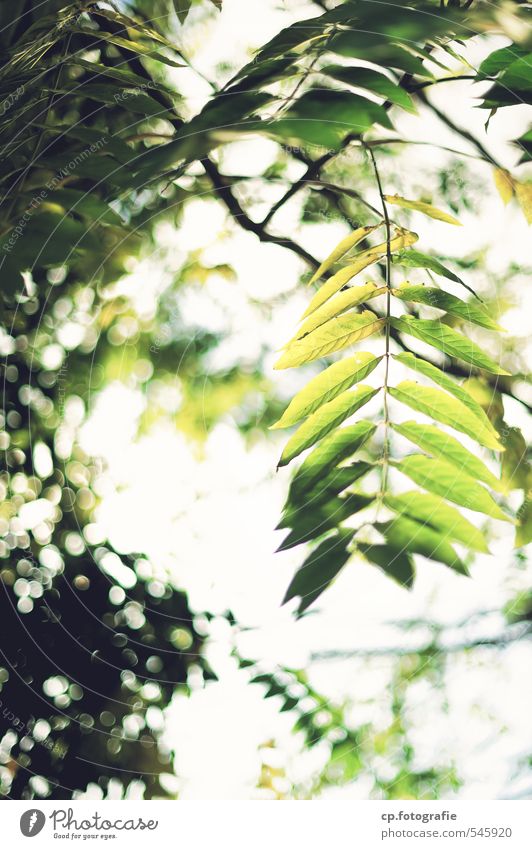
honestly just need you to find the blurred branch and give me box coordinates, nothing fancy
[261,133,357,226]
[416,89,502,169]
[310,625,532,662]
[202,157,319,267]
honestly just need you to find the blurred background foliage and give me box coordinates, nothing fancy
[0,0,531,800]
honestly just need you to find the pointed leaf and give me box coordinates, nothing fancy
[283,529,354,613]
[309,225,381,285]
[389,382,503,451]
[514,181,532,224]
[275,312,384,369]
[393,284,502,330]
[516,497,532,548]
[279,385,380,466]
[358,543,415,588]
[290,421,376,492]
[392,352,499,440]
[272,353,382,429]
[303,230,418,318]
[392,420,504,489]
[384,194,461,225]
[493,169,515,205]
[385,491,489,553]
[278,493,373,550]
[376,517,467,574]
[394,249,468,288]
[501,426,529,492]
[323,65,416,113]
[269,91,393,151]
[293,283,386,341]
[285,462,372,511]
[390,316,510,375]
[393,455,513,523]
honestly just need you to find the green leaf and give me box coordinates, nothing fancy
[272,352,382,428]
[385,491,489,553]
[71,27,184,68]
[376,517,467,574]
[304,230,417,318]
[390,316,510,375]
[384,194,461,225]
[516,129,532,164]
[285,461,372,511]
[44,188,124,226]
[392,352,499,440]
[358,543,415,588]
[389,382,503,451]
[309,225,381,285]
[394,249,467,288]
[290,421,376,493]
[516,497,532,548]
[283,529,354,613]
[501,426,529,492]
[293,283,386,342]
[278,493,373,550]
[392,455,513,523]
[275,311,384,369]
[329,31,434,78]
[278,385,380,466]
[393,284,501,330]
[66,83,165,117]
[322,65,416,113]
[392,420,504,489]
[269,90,393,150]
[478,45,528,77]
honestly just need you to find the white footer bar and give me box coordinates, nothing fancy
[3,800,531,848]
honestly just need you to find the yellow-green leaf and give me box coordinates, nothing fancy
[389,382,503,451]
[391,316,510,375]
[392,420,504,488]
[272,352,382,429]
[278,385,380,466]
[385,490,489,553]
[308,224,382,285]
[392,352,499,440]
[514,181,532,224]
[384,194,461,225]
[393,284,502,331]
[493,169,514,204]
[275,311,384,369]
[376,517,467,573]
[501,426,529,492]
[291,420,376,492]
[393,454,513,523]
[292,282,385,342]
[516,497,532,548]
[303,229,418,318]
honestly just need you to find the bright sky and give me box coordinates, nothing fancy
[77,0,532,799]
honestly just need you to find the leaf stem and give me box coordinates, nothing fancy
[365,144,392,501]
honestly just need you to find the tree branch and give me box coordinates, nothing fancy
[203,157,319,268]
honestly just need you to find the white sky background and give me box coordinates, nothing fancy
[79,0,532,799]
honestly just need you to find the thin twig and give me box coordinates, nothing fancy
[366,145,393,501]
